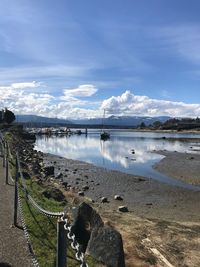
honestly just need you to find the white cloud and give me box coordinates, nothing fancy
[11,81,41,89]
[101,90,200,117]
[1,81,199,119]
[0,81,99,119]
[62,84,98,98]
[0,81,41,90]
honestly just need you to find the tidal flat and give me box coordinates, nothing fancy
[42,147,200,267]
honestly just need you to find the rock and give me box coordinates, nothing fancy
[72,202,125,266]
[101,197,108,203]
[138,177,146,182]
[22,171,31,180]
[62,182,68,188]
[87,225,125,267]
[55,172,63,179]
[42,188,65,202]
[82,185,89,191]
[146,203,153,206]
[118,206,129,212]
[72,202,104,251]
[43,166,54,176]
[114,195,123,201]
[78,191,85,196]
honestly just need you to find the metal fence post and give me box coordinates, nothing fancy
[57,219,67,267]
[14,156,19,226]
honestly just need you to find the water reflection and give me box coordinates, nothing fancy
[35,131,200,189]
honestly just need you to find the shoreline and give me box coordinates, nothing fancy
[41,149,200,266]
[153,150,200,186]
[43,151,200,223]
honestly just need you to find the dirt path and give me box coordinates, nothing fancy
[0,158,32,267]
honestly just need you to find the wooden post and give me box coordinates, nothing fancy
[6,156,8,184]
[56,219,67,267]
[14,156,19,226]
[2,142,5,168]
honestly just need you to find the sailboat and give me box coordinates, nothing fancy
[100,109,110,140]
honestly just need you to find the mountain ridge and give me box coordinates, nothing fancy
[16,114,171,127]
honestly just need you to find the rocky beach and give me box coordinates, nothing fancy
[40,147,200,267]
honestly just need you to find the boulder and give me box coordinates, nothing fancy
[72,202,104,251]
[43,166,54,176]
[42,188,65,202]
[71,202,125,267]
[87,225,125,267]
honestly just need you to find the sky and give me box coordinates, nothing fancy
[0,0,200,119]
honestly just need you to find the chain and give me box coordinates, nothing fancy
[61,215,89,267]
[17,183,40,267]
[27,194,64,218]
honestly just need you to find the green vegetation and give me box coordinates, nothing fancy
[18,176,101,267]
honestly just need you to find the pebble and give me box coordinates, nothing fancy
[118,206,129,212]
[101,197,108,203]
[78,191,85,196]
[82,185,89,191]
[114,195,123,201]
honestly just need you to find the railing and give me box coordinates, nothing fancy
[0,136,89,267]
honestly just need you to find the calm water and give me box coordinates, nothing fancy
[35,130,200,190]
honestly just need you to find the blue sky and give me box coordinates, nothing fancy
[0,0,200,118]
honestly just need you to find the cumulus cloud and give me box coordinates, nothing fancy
[101,90,200,117]
[0,81,99,119]
[0,81,199,119]
[62,84,98,99]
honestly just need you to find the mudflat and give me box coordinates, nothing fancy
[43,149,200,267]
[154,151,200,186]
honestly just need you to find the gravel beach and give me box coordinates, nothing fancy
[43,152,200,223]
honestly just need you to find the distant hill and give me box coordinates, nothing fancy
[16,115,72,125]
[16,114,170,127]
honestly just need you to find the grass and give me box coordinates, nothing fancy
[19,178,102,267]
